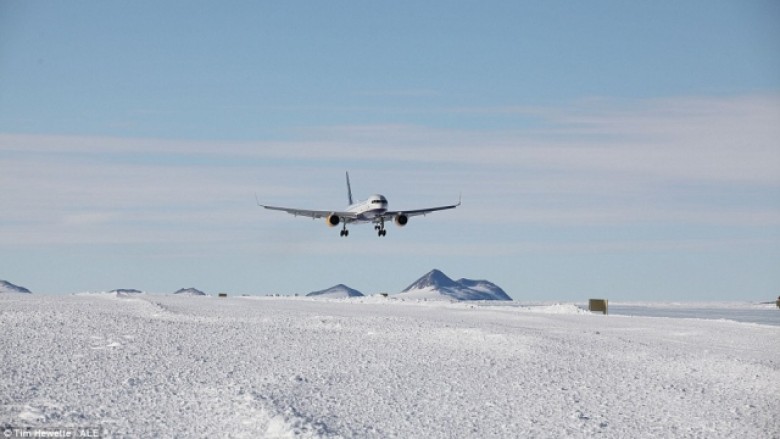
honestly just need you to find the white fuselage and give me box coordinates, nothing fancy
[347,194,388,221]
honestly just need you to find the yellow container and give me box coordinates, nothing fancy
[589,299,608,314]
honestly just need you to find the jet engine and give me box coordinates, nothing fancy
[394,214,409,227]
[326,214,340,227]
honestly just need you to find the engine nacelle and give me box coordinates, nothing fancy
[394,214,409,227]
[326,214,340,227]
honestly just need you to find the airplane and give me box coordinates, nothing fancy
[257,172,460,237]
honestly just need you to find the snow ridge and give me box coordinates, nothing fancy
[398,269,511,301]
[0,280,32,294]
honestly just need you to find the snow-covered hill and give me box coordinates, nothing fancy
[173,288,207,296]
[397,269,511,301]
[0,280,32,294]
[455,278,512,300]
[307,284,364,299]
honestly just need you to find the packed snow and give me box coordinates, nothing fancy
[1,294,778,438]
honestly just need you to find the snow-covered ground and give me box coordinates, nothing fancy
[1,294,778,438]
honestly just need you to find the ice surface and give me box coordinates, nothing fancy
[1,294,778,438]
[608,302,780,327]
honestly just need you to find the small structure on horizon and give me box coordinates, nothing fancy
[589,299,608,315]
[218,293,228,298]
[776,296,780,309]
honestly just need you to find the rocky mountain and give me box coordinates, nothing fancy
[307,284,364,299]
[174,288,207,296]
[397,269,511,301]
[109,288,144,296]
[0,280,32,294]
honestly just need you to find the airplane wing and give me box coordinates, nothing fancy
[259,204,356,220]
[256,195,357,220]
[381,196,461,219]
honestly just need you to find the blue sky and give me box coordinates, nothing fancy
[1,1,779,300]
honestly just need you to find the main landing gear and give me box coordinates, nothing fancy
[374,219,387,237]
[337,221,387,237]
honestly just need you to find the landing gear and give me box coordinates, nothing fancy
[340,223,349,237]
[374,219,387,237]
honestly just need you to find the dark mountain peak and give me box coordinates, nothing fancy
[0,280,32,294]
[402,269,459,292]
[399,269,512,301]
[174,287,207,296]
[307,284,364,298]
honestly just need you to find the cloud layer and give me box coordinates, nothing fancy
[1,94,778,249]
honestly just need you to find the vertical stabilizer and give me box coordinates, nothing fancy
[346,172,354,205]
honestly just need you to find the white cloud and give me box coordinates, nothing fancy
[3,93,778,185]
[1,94,778,248]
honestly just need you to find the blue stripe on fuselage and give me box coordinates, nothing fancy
[356,207,387,221]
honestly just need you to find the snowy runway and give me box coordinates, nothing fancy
[1,294,778,438]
